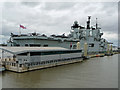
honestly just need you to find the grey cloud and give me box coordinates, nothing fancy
[100,2,118,16]
[102,2,117,9]
[21,2,40,7]
[2,23,18,36]
[3,2,16,8]
[43,2,76,10]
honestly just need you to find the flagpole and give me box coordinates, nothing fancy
[19,25,21,35]
[19,25,26,35]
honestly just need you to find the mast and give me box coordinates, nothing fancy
[96,18,98,29]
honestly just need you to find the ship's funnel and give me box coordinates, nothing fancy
[87,16,91,29]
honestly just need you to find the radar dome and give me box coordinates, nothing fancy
[74,21,78,24]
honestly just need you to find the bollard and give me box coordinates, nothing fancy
[77,42,80,50]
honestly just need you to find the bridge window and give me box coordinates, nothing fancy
[16,44,20,46]
[43,44,48,47]
[25,44,28,46]
[30,44,41,47]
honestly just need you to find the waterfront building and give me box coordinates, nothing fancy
[0,47,83,72]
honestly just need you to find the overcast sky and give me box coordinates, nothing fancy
[0,1,118,46]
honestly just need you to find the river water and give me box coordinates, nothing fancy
[0,54,118,88]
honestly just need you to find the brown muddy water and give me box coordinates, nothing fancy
[0,54,118,88]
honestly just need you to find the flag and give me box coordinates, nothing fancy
[20,25,26,29]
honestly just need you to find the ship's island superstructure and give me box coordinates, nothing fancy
[0,16,114,72]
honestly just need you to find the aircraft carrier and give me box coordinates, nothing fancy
[0,16,116,72]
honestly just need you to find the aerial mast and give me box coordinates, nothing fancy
[96,18,98,29]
